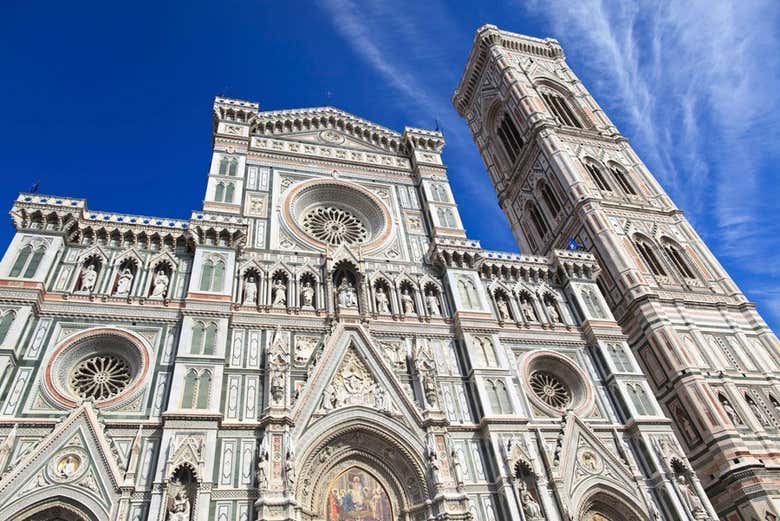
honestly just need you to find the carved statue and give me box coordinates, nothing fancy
[375,288,390,313]
[115,268,133,296]
[151,269,169,299]
[520,297,537,321]
[401,288,415,315]
[284,444,296,491]
[167,488,191,521]
[321,384,337,410]
[497,297,511,320]
[676,474,704,515]
[545,299,561,323]
[272,279,286,306]
[301,281,314,308]
[518,481,543,520]
[721,397,743,426]
[243,276,257,305]
[337,279,358,308]
[425,291,441,315]
[451,446,465,486]
[79,264,98,293]
[748,398,770,427]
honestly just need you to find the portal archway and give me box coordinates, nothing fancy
[295,417,430,521]
[576,486,648,521]
[11,497,98,521]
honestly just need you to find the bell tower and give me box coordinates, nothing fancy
[454,24,780,520]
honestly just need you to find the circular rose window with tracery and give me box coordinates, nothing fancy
[282,179,392,251]
[520,351,594,416]
[530,370,571,409]
[44,328,150,408]
[70,354,132,401]
[302,206,369,245]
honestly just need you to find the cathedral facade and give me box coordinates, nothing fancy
[0,23,770,521]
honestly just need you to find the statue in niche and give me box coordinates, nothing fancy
[300,281,314,308]
[375,288,390,313]
[425,290,441,316]
[674,408,698,443]
[272,279,286,306]
[321,384,337,411]
[243,276,257,305]
[268,330,290,404]
[337,279,358,308]
[78,264,98,293]
[545,298,561,323]
[720,396,743,426]
[166,486,191,521]
[451,445,465,487]
[675,474,704,515]
[520,296,537,321]
[401,288,415,315]
[497,297,511,320]
[115,268,133,296]
[283,440,296,491]
[518,481,543,520]
[150,269,169,299]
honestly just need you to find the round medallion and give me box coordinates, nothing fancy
[320,130,346,145]
[520,351,594,416]
[47,449,88,483]
[577,449,603,474]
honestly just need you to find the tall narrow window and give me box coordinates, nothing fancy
[487,380,501,414]
[610,343,632,372]
[224,183,235,203]
[585,163,612,192]
[540,182,562,217]
[0,311,15,344]
[611,166,637,195]
[528,203,550,239]
[200,261,213,291]
[214,182,225,202]
[196,371,212,409]
[9,246,32,277]
[203,323,217,355]
[191,323,204,354]
[497,381,512,414]
[182,369,198,408]
[664,243,696,279]
[496,114,524,164]
[634,240,667,276]
[23,246,45,278]
[228,158,238,176]
[218,157,230,176]
[212,261,225,292]
[541,91,582,128]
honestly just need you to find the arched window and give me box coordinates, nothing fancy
[218,156,230,176]
[228,158,238,176]
[496,113,524,164]
[444,208,457,228]
[23,245,46,278]
[610,165,637,195]
[539,181,562,217]
[540,90,582,128]
[224,183,235,203]
[528,202,550,239]
[609,343,632,372]
[9,245,32,277]
[182,369,198,408]
[497,381,512,414]
[203,323,217,355]
[191,322,204,354]
[0,311,15,344]
[487,380,502,414]
[663,242,696,279]
[199,257,225,292]
[196,370,212,409]
[633,238,667,276]
[584,162,612,192]
[214,182,225,202]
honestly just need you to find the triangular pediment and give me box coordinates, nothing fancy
[292,324,424,431]
[556,414,640,512]
[0,403,123,519]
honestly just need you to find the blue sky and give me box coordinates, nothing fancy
[1,1,779,330]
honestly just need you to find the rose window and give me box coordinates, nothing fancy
[301,206,369,245]
[530,370,571,409]
[70,355,132,401]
